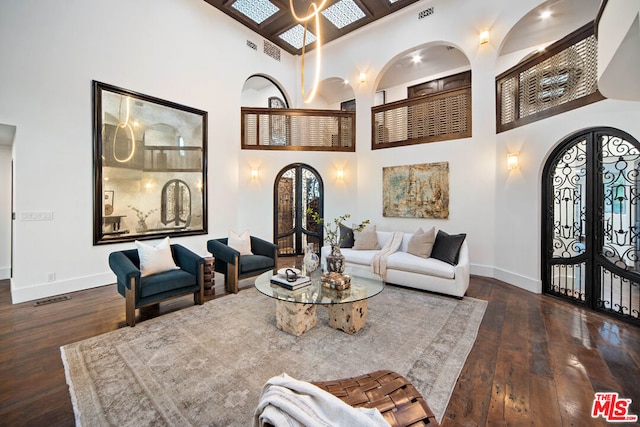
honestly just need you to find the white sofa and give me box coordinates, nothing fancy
[321,230,469,298]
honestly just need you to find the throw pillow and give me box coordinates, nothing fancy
[339,224,355,248]
[407,227,436,258]
[430,230,466,265]
[353,224,380,250]
[135,236,179,277]
[228,230,253,255]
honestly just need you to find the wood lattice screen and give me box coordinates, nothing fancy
[241,107,355,151]
[496,22,605,133]
[371,86,471,149]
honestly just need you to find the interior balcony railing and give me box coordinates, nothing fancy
[241,107,355,151]
[496,22,605,133]
[371,86,472,150]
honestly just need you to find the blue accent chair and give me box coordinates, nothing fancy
[207,236,278,293]
[109,244,205,326]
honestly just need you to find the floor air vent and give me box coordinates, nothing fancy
[34,295,71,306]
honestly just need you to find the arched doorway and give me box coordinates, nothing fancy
[542,127,640,325]
[274,164,323,257]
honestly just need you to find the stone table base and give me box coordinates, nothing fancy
[328,300,368,334]
[275,300,317,336]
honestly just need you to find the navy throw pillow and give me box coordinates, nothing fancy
[339,224,354,248]
[431,230,466,265]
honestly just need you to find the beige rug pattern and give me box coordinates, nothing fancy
[61,285,487,426]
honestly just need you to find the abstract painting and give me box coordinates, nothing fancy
[383,162,449,218]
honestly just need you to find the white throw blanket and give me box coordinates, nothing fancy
[253,373,389,427]
[371,231,404,279]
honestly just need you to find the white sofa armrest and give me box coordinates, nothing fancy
[453,240,470,294]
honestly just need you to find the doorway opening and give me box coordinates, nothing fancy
[542,127,640,325]
[273,163,323,257]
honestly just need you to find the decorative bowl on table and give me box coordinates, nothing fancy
[277,267,301,278]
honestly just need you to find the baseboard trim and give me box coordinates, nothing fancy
[470,264,541,294]
[11,272,115,304]
[493,267,541,294]
[0,267,10,280]
[10,265,542,303]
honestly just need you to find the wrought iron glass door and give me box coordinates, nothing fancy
[543,127,640,325]
[274,163,323,257]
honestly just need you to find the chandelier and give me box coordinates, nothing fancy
[290,0,327,103]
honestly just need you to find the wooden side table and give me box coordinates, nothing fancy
[204,256,215,294]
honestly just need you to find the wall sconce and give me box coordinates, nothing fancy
[250,168,259,181]
[359,72,367,84]
[507,153,519,171]
[336,168,344,182]
[479,29,490,45]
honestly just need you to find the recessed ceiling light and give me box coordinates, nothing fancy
[321,0,366,29]
[344,79,350,85]
[279,24,316,50]
[540,10,552,19]
[412,54,421,64]
[231,0,280,25]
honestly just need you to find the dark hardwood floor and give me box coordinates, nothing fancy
[0,272,638,426]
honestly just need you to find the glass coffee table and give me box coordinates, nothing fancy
[255,266,385,336]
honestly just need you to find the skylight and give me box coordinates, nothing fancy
[279,24,317,50]
[231,0,279,25]
[321,0,366,29]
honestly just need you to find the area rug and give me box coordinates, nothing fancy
[61,285,487,426]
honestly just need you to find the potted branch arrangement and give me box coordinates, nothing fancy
[307,209,369,273]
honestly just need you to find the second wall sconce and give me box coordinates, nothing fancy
[359,72,367,84]
[336,168,345,182]
[507,153,519,171]
[479,29,490,45]
[250,168,259,180]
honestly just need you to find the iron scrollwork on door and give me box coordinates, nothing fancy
[161,179,191,227]
[543,127,640,325]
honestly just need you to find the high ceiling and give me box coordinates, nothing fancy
[202,0,421,55]
[238,0,602,105]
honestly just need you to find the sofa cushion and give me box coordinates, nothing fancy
[140,268,195,297]
[386,252,456,279]
[135,237,179,277]
[339,224,355,248]
[431,230,466,265]
[340,248,378,266]
[353,224,380,250]
[229,230,253,255]
[239,254,275,274]
[407,227,436,258]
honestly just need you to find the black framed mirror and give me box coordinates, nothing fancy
[93,81,207,244]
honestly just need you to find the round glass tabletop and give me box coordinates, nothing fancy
[255,265,385,305]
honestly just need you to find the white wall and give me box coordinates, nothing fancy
[494,99,640,292]
[2,0,640,303]
[0,146,11,279]
[0,0,297,303]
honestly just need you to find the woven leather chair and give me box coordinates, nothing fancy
[207,236,278,294]
[109,244,205,327]
[312,370,440,427]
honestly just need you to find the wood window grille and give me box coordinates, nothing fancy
[371,86,471,150]
[241,107,355,151]
[496,22,605,133]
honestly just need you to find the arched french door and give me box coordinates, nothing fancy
[274,164,323,257]
[542,127,640,325]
